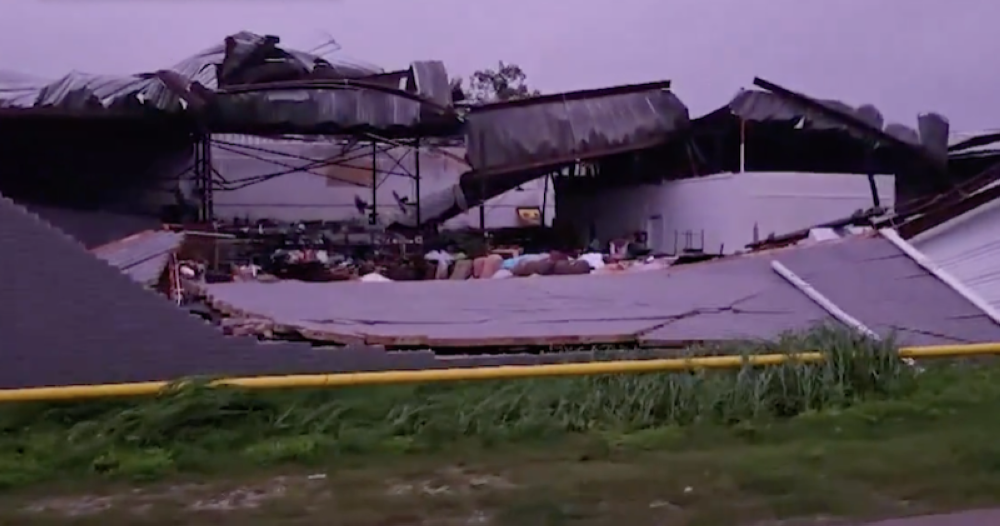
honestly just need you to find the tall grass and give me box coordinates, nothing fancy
[0,326,915,486]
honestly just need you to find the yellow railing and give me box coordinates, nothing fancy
[1,342,997,403]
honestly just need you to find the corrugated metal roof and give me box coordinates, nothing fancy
[209,87,424,134]
[465,81,689,175]
[0,70,47,108]
[727,89,924,143]
[92,231,185,285]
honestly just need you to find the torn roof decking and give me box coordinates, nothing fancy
[0,192,700,389]
[201,235,1000,349]
[0,32,459,137]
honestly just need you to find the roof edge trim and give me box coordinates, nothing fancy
[770,260,878,339]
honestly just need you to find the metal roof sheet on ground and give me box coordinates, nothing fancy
[201,235,1000,348]
[91,230,186,285]
[775,236,1000,346]
[203,254,831,347]
[0,193,679,389]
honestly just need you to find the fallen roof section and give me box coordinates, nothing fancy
[201,234,1000,349]
[0,192,704,389]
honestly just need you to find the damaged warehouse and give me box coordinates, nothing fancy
[553,81,952,254]
[1,30,999,388]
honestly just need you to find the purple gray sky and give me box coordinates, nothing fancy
[3,0,998,132]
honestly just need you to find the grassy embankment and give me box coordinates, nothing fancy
[4,327,1000,525]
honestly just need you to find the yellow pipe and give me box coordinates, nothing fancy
[898,342,1000,358]
[1,342,1000,403]
[0,352,824,403]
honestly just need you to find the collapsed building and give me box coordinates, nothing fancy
[0,32,957,254]
[1,31,998,389]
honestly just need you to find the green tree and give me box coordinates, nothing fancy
[453,61,540,103]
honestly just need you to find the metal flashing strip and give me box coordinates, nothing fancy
[770,260,879,340]
[879,228,1000,327]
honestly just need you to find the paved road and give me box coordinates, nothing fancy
[858,509,1000,525]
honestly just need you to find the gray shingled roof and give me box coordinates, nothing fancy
[0,195,663,389]
[24,204,162,249]
[5,189,997,391]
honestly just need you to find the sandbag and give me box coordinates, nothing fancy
[434,260,450,280]
[472,257,488,278]
[552,260,592,275]
[450,259,474,280]
[480,254,504,279]
[515,259,554,277]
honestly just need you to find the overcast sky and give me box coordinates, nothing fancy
[3,0,997,132]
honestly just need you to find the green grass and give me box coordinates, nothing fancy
[4,326,1000,525]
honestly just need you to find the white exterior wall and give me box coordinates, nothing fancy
[911,199,1000,310]
[575,172,894,254]
[209,135,554,229]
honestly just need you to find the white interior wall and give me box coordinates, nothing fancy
[574,172,894,254]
